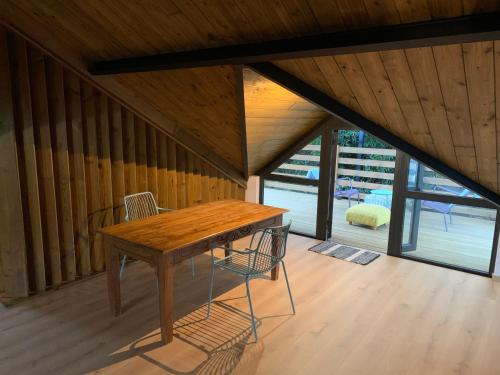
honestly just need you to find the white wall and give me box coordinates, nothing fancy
[245,176,260,203]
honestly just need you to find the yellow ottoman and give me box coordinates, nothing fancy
[345,204,390,229]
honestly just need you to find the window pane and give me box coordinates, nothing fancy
[402,198,495,272]
[263,180,317,236]
[407,159,481,199]
[271,136,321,179]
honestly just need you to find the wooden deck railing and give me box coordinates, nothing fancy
[268,146,494,219]
[274,146,461,197]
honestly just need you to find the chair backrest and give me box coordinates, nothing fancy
[124,192,158,222]
[251,222,291,274]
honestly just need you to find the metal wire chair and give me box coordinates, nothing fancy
[121,192,196,278]
[206,222,295,340]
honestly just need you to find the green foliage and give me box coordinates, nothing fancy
[337,130,394,194]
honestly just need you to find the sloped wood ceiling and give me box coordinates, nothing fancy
[0,1,245,182]
[244,69,326,174]
[2,0,500,190]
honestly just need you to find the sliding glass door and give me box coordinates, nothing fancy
[389,153,499,275]
[259,126,499,275]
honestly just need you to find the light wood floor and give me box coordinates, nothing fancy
[264,188,496,271]
[2,234,500,375]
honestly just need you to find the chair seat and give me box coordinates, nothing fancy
[335,188,359,197]
[214,252,275,276]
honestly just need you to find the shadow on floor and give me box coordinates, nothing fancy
[0,251,291,375]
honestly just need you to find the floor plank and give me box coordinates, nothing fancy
[1,234,500,374]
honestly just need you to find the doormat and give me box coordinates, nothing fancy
[308,241,381,265]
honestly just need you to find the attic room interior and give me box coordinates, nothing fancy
[2,1,500,374]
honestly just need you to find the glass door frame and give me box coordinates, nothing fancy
[388,151,500,276]
[259,125,337,240]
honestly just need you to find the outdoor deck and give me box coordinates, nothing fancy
[264,187,496,272]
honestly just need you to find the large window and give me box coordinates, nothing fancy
[389,156,498,275]
[261,133,327,238]
[259,126,499,276]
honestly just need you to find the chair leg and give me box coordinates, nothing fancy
[191,257,196,278]
[281,261,295,315]
[245,276,258,341]
[206,249,215,319]
[119,255,127,279]
[443,214,448,232]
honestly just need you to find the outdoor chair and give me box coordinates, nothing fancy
[422,186,469,232]
[121,192,196,278]
[206,222,295,341]
[334,177,360,207]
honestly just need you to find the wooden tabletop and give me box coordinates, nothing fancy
[99,200,288,253]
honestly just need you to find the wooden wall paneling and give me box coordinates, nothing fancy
[432,44,479,180]
[108,100,126,224]
[201,161,210,203]
[45,58,76,281]
[404,47,459,169]
[209,166,218,202]
[217,171,225,200]
[96,92,114,234]
[156,131,168,208]
[81,82,103,272]
[224,177,232,199]
[193,156,202,205]
[166,137,177,209]
[0,29,29,297]
[9,35,46,291]
[176,145,187,209]
[63,70,91,276]
[495,41,500,192]
[147,126,158,202]
[185,151,195,207]
[31,49,62,288]
[463,41,498,192]
[122,109,137,195]
[134,117,148,193]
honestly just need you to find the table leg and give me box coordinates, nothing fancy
[157,253,175,344]
[224,241,233,264]
[271,216,283,281]
[105,239,121,316]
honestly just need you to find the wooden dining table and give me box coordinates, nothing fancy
[99,199,288,344]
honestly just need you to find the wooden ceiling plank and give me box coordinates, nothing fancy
[378,50,437,155]
[363,0,401,25]
[433,44,479,179]
[393,0,432,22]
[334,54,388,126]
[463,41,498,192]
[313,56,363,113]
[463,0,500,14]
[404,47,459,169]
[427,0,464,18]
[306,0,345,32]
[356,51,413,140]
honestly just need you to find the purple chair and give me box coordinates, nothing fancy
[422,186,469,232]
[334,177,360,207]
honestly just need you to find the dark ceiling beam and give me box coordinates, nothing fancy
[90,12,500,75]
[249,62,500,207]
